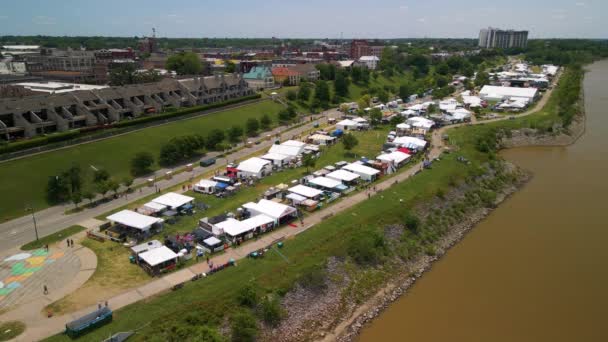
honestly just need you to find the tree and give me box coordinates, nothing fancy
[130,152,154,177]
[245,118,259,137]
[369,108,382,126]
[435,62,450,76]
[342,133,359,154]
[107,179,120,197]
[390,115,404,126]
[122,177,134,189]
[225,60,236,73]
[231,310,258,342]
[46,175,70,204]
[228,125,244,143]
[64,164,82,195]
[377,89,389,104]
[334,72,349,98]
[297,82,312,102]
[399,83,412,101]
[316,63,336,81]
[379,47,397,72]
[82,191,95,206]
[302,153,316,173]
[427,103,437,114]
[93,169,110,184]
[357,95,371,111]
[475,71,490,87]
[95,181,110,199]
[404,214,421,234]
[109,63,136,86]
[260,114,272,130]
[166,52,202,75]
[70,192,82,209]
[286,90,297,101]
[313,81,331,107]
[206,129,225,150]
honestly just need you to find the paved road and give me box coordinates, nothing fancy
[0,108,341,255]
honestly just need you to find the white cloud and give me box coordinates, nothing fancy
[551,14,567,20]
[417,17,426,23]
[399,5,409,11]
[167,14,178,17]
[575,2,587,6]
[33,16,56,25]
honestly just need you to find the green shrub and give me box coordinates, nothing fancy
[237,281,258,308]
[259,295,285,327]
[347,227,388,265]
[298,265,327,291]
[231,310,258,342]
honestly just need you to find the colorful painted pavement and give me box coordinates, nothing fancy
[0,248,80,308]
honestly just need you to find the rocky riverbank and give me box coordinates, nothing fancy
[502,112,586,148]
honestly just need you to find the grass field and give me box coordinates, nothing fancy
[0,321,25,341]
[20,225,85,250]
[0,101,284,222]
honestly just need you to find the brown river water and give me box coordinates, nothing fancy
[358,60,608,342]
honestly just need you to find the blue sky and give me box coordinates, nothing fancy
[0,0,605,38]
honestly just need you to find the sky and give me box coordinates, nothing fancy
[0,0,605,39]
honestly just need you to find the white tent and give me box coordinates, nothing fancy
[289,184,323,198]
[400,109,416,117]
[131,240,163,255]
[352,117,367,123]
[377,151,411,165]
[286,193,307,204]
[139,246,178,267]
[342,163,380,181]
[281,140,306,148]
[143,201,167,214]
[309,134,336,145]
[448,108,472,121]
[237,157,272,178]
[193,179,218,194]
[393,136,427,150]
[152,192,194,210]
[243,199,297,223]
[107,210,162,232]
[396,123,411,130]
[479,85,537,102]
[406,116,435,129]
[309,177,342,190]
[216,216,273,238]
[326,169,361,183]
[261,152,291,166]
[336,119,360,131]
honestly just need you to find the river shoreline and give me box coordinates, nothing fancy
[319,110,587,342]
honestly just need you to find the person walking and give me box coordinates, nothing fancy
[66,239,70,248]
[43,285,48,295]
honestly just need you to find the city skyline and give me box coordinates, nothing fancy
[0,0,604,39]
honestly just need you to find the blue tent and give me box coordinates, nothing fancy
[215,182,229,190]
[331,129,344,137]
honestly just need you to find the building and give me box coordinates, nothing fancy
[271,64,319,86]
[0,74,253,140]
[358,56,380,70]
[479,85,538,102]
[478,28,529,49]
[243,66,275,90]
[25,49,101,83]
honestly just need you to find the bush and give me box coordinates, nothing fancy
[404,214,421,234]
[231,310,258,342]
[347,228,388,265]
[259,295,285,327]
[298,266,327,291]
[237,281,258,308]
[130,151,155,176]
[0,129,80,155]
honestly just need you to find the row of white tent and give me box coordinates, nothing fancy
[336,117,369,131]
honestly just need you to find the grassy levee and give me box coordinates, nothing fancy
[0,101,283,222]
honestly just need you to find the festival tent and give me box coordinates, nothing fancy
[326,169,361,183]
[152,192,194,210]
[107,210,162,232]
[288,184,323,199]
[309,176,343,191]
[142,201,167,215]
[342,163,380,181]
[193,179,218,194]
[243,199,297,224]
[138,246,178,270]
[237,157,272,178]
[393,136,427,151]
[261,152,291,166]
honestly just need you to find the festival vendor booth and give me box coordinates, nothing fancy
[336,119,360,131]
[215,214,275,244]
[198,214,230,236]
[326,169,361,186]
[199,236,224,254]
[308,176,347,193]
[130,240,163,263]
[137,246,178,276]
[105,210,164,242]
[139,201,167,216]
[396,123,411,136]
[237,157,272,179]
[393,136,427,152]
[376,150,411,174]
[152,192,195,214]
[194,179,218,194]
[342,162,381,182]
[288,184,323,201]
[308,133,336,146]
[261,152,291,167]
[242,199,298,225]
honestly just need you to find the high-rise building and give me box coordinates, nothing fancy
[478,28,528,49]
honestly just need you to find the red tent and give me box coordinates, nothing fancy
[397,147,412,155]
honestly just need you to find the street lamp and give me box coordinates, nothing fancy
[25,205,39,242]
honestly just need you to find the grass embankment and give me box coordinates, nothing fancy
[0,101,283,222]
[47,127,389,314]
[20,225,86,250]
[0,321,25,341]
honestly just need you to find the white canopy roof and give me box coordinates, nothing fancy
[326,169,361,182]
[309,177,342,189]
[268,144,302,158]
[143,201,167,213]
[237,157,271,174]
[282,140,306,147]
[261,152,291,161]
[289,184,323,198]
[396,123,411,130]
[203,236,222,246]
[377,151,411,164]
[243,199,296,220]
[400,109,416,116]
[406,116,435,129]
[343,163,381,177]
[393,136,428,149]
[107,210,162,231]
[352,117,368,123]
[309,134,335,142]
[152,192,194,209]
[196,179,218,188]
[131,240,163,254]
[139,246,178,267]
[480,85,537,99]
[216,215,273,237]
[336,119,359,127]
[286,193,307,203]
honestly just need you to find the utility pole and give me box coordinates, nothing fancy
[26,205,39,242]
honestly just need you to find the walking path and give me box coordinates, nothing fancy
[0,108,339,254]
[1,72,561,341]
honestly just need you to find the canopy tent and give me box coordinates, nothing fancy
[152,192,194,210]
[336,119,360,130]
[281,140,306,148]
[203,236,222,246]
[393,136,427,150]
[396,123,411,130]
[268,143,304,158]
[448,108,472,120]
[261,152,291,165]
[286,193,307,204]
[326,169,361,183]
[243,199,297,223]
[406,116,435,129]
[139,246,178,267]
[377,151,411,165]
[131,240,162,255]
[479,85,538,101]
[352,117,367,123]
[237,157,271,178]
[107,210,162,232]
[143,201,167,214]
[342,163,380,181]
[309,176,342,190]
[289,184,323,199]
[309,134,336,145]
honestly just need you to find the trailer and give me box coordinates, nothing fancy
[65,307,112,338]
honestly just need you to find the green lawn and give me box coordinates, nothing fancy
[0,101,284,222]
[20,225,86,250]
[0,321,25,341]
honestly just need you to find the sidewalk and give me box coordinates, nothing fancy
[0,109,339,254]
